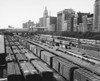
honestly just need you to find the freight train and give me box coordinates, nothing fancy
[5,35,55,81]
[36,34,100,51]
[14,35,100,81]
[25,34,100,63]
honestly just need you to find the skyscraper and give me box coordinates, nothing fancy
[93,0,100,32]
[46,16,57,31]
[43,6,48,18]
[43,6,48,27]
[39,18,44,27]
[39,7,48,27]
[57,9,75,31]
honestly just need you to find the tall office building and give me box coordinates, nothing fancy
[39,7,48,27]
[75,12,93,32]
[87,14,93,32]
[43,6,48,27]
[39,17,44,27]
[93,0,100,32]
[73,14,78,32]
[57,9,75,31]
[46,16,57,31]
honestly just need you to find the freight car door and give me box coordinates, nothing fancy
[74,70,81,81]
[52,58,59,72]
[62,65,71,81]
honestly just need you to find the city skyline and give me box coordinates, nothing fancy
[0,0,95,29]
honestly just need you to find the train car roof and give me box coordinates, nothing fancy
[0,35,5,54]
[41,51,55,57]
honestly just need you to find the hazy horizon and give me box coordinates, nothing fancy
[0,0,95,29]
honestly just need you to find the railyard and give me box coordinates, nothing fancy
[0,33,100,81]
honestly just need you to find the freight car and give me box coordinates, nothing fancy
[52,56,78,81]
[31,59,53,81]
[15,53,28,62]
[20,48,29,54]
[9,42,15,46]
[18,45,26,49]
[12,46,18,50]
[5,39,9,46]
[29,44,37,54]
[19,62,41,81]
[74,68,100,81]
[14,42,20,46]
[40,51,55,67]
[18,45,29,54]
[7,62,23,81]
[35,46,44,58]
[24,52,38,61]
[38,50,79,81]
[6,46,13,54]
[12,48,21,54]
[6,54,16,62]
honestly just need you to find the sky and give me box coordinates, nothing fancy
[0,0,95,29]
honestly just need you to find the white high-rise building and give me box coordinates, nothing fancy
[57,9,75,31]
[93,0,100,32]
[43,6,48,27]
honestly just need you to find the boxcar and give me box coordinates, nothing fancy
[74,68,100,81]
[25,52,38,61]
[36,46,44,58]
[52,56,78,81]
[19,39,22,44]
[5,39,9,46]
[20,48,29,54]
[6,46,13,54]
[15,53,27,62]
[14,42,20,46]
[41,51,55,67]
[31,60,53,81]
[9,42,15,46]
[13,49,21,54]
[30,44,37,54]
[7,62,23,81]
[6,54,16,62]
[22,40,27,47]
[19,62,41,81]
[18,45,26,49]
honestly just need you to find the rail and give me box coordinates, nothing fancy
[15,35,100,76]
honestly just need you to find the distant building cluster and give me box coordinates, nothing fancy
[22,0,100,33]
[23,20,35,29]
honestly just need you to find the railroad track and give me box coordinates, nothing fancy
[5,35,67,81]
[13,35,100,81]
